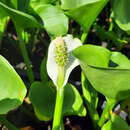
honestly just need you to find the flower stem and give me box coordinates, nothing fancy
[16,27,34,84]
[98,98,116,127]
[57,66,65,88]
[52,66,65,130]
[52,87,65,130]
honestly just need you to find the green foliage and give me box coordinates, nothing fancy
[72,45,130,101]
[0,0,130,129]
[113,0,130,32]
[81,72,99,128]
[18,0,30,11]
[30,4,68,37]
[102,114,130,130]
[0,55,27,114]
[72,44,111,67]
[61,0,108,32]
[30,0,53,5]
[29,82,86,121]
[0,1,42,29]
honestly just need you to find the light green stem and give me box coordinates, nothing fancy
[57,66,65,88]
[16,27,34,84]
[98,98,116,127]
[81,32,88,44]
[52,66,65,130]
[52,87,65,130]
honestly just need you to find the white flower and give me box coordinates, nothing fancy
[47,34,82,89]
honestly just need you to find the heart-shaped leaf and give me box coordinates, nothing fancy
[29,81,86,121]
[61,0,108,32]
[72,44,111,68]
[30,4,68,36]
[72,45,130,101]
[0,55,27,114]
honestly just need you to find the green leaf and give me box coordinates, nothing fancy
[0,55,27,114]
[113,0,130,32]
[110,52,130,69]
[1,0,18,9]
[81,72,99,127]
[72,45,130,101]
[82,72,98,109]
[72,44,111,68]
[61,0,100,10]
[85,66,130,101]
[30,0,52,5]
[102,114,130,130]
[61,0,108,32]
[31,4,68,36]
[0,1,42,29]
[29,82,86,121]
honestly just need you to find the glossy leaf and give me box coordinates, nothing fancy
[102,114,130,130]
[110,52,130,69]
[0,1,42,29]
[61,0,108,32]
[72,45,130,101]
[0,55,27,114]
[30,4,68,36]
[72,44,111,68]
[61,0,100,10]
[29,82,86,121]
[113,0,130,32]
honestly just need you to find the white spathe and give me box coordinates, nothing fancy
[47,34,82,89]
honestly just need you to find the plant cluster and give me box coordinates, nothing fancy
[0,0,130,130]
